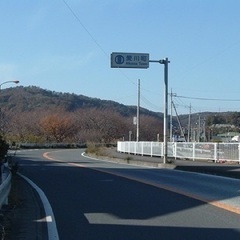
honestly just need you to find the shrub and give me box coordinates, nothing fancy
[85,143,105,156]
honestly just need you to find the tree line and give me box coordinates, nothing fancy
[206,112,240,128]
[1,86,240,146]
[1,107,163,144]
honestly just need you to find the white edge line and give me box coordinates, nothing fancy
[81,152,155,169]
[18,173,59,240]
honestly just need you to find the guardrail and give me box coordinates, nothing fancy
[117,141,240,164]
[0,169,12,209]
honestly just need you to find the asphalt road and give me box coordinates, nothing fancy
[16,149,240,240]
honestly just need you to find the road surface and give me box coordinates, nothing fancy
[16,149,240,240]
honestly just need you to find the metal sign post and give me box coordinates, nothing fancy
[111,52,170,164]
[149,58,170,164]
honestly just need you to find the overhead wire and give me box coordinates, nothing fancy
[62,0,108,57]
[140,93,162,112]
[63,0,186,114]
[62,0,136,86]
[171,93,240,114]
[63,1,240,113]
[176,95,240,102]
[62,1,187,112]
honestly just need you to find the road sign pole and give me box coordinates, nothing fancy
[163,58,169,164]
[149,58,170,164]
[111,52,170,164]
[137,79,140,142]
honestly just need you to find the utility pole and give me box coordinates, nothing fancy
[198,114,201,142]
[170,90,177,142]
[203,118,206,141]
[188,104,191,142]
[170,90,173,142]
[172,100,186,141]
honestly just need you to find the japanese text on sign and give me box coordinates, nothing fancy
[111,52,149,69]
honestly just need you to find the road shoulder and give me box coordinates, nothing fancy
[2,174,47,240]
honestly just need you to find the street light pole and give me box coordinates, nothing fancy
[0,80,19,134]
[0,80,19,90]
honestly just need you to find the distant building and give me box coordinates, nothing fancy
[231,135,240,142]
[216,132,240,142]
[212,124,235,129]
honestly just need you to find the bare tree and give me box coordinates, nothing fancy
[73,108,128,143]
[138,115,163,141]
[5,111,43,143]
[40,113,75,142]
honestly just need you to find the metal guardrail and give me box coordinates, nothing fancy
[117,141,240,163]
[0,169,12,209]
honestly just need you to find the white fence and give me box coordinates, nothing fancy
[117,141,240,163]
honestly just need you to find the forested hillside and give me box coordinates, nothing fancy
[0,86,164,143]
[0,86,161,117]
[0,86,239,144]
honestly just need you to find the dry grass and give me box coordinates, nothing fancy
[85,143,106,156]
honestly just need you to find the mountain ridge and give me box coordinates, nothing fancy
[0,86,164,118]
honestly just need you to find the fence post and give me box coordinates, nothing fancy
[174,142,177,159]
[161,142,164,157]
[192,142,195,161]
[214,143,218,163]
[238,143,240,164]
[151,142,153,157]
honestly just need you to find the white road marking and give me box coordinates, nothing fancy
[19,174,59,240]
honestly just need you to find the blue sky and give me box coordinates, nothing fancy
[1,0,240,114]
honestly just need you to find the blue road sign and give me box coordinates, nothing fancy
[111,52,149,68]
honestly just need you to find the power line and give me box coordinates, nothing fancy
[62,0,136,87]
[63,1,203,111]
[62,0,108,57]
[177,95,240,102]
[140,93,162,111]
